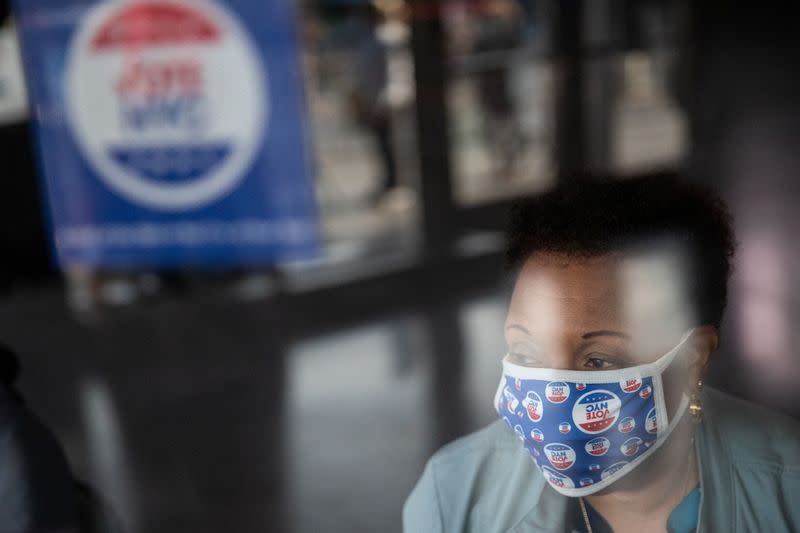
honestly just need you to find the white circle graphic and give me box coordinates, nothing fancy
[545,381,570,404]
[65,0,267,210]
[571,389,622,434]
[541,465,575,489]
[601,461,629,480]
[543,443,576,471]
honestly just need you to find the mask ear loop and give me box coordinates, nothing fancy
[653,373,670,439]
[651,329,695,375]
[493,376,506,414]
[653,330,694,440]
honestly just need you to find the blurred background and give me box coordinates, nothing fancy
[1,0,799,532]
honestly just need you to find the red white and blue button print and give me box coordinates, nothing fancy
[495,376,659,490]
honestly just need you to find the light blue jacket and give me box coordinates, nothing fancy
[403,387,800,532]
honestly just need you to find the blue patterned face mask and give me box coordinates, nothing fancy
[494,332,692,497]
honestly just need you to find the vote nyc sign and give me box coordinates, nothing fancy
[14,0,317,266]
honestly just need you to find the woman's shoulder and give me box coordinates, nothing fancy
[428,419,522,465]
[403,420,545,533]
[421,419,543,491]
[700,387,800,531]
[703,386,800,468]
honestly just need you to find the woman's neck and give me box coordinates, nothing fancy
[584,417,697,533]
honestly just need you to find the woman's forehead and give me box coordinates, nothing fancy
[512,253,622,302]
[508,252,694,340]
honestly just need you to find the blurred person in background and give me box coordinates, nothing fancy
[0,344,121,533]
[0,4,54,292]
[404,175,800,532]
[472,0,524,180]
[351,3,398,205]
[0,344,80,532]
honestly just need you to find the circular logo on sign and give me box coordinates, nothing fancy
[619,376,642,393]
[541,465,575,489]
[513,424,525,441]
[639,385,652,399]
[584,436,610,456]
[618,416,636,433]
[579,478,594,487]
[545,381,570,403]
[531,428,544,443]
[514,377,522,391]
[523,391,543,422]
[65,0,267,210]
[559,422,571,434]
[621,437,643,457]
[589,463,601,472]
[646,407,658,434]
[576,383,586,391]
[601,461,628,480]
[572,390,622,434]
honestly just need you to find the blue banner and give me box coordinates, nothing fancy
[13,0,318,267]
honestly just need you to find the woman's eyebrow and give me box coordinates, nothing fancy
[581,330,630,340]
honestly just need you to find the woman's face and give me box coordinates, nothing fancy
[505,252,714,404]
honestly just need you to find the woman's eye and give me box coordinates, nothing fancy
[584,357,614,370]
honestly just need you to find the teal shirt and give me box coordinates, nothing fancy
[403,388,800,532]
[578,486,700,533]
[668,487,701,533]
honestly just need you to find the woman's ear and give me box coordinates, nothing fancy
[688,326,718,378]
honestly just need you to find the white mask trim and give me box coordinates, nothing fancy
[653,372,669,440]
[494,377,505,413]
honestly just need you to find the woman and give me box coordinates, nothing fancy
[403,175,800,532]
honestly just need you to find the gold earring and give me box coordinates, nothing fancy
[689,378,703,423]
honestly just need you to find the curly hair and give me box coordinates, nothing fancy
[506,173,737,328]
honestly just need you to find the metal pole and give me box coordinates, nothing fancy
[552,0,586,180]
[409,0,457,257]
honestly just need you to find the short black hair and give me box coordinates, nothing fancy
[506,173,736,328]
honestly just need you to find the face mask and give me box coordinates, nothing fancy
[493,331,692,497]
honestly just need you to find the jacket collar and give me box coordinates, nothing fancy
[504,387,731,533]
[694,387,735,533]
[506,485,570,532]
